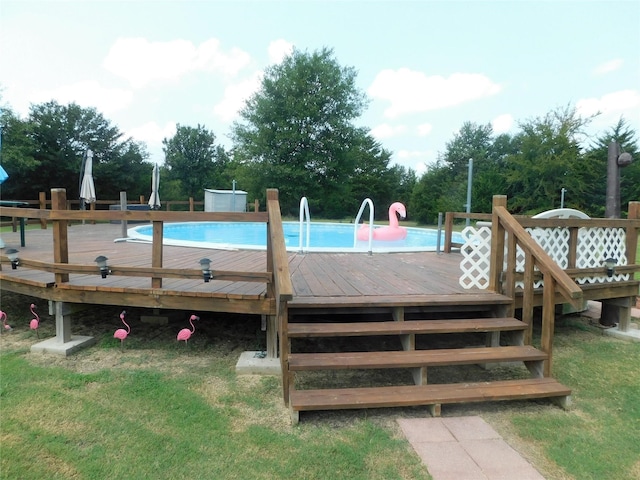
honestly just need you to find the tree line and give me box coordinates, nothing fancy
[1,47,638,221]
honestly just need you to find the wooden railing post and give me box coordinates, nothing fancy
[189,197,194,212]
[522,252,535,344]
[541,273,556,376]
[627,201,639,266]
[266,188,294,404]
[120,191,127,239]
[151,220,163,288]
[51,188,69,284]
[444,212,454,253]
[39,192,47,229]
[489,195,507,292]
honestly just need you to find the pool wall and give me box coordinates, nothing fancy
[127,221,463,253]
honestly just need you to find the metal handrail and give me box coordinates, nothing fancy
[298,197,311,253]
[353,198,375,255]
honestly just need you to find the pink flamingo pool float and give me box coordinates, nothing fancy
[357,202,407,242]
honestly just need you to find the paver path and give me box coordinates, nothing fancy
[398,416,545,480]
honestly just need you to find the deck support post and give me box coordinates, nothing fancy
[30,301,96,356]
[267,315,278,358]
[601,297,633,331]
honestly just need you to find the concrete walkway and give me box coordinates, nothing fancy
[398,416,545,480]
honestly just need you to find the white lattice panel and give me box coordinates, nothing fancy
[459,226,491,289]
[515,228,571,288]
[575,227,628,283]
[459,225,629,289]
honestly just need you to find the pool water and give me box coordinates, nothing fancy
[128,221,463,252]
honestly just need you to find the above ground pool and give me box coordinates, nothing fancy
[127,221,463,253]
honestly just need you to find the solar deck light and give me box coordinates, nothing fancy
[95,255,110,278]
[199,258,212,282]
[604,257,616,277]
[5,248,19,269]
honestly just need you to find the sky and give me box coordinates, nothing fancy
[1,0,639,177]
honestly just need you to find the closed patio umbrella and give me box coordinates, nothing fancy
[79,149,96,208]
[148,163,161,210]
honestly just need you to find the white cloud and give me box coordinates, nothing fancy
[213,72,263,122]
[126,121,176,164]
[593,58,623,75]
[416,123,433,136]
[491,114,514,134]
[30,81,133,114]
[103,38,251,88]
[370,123,407,139]
[127,121,176,145]
[576,89,640,118]
[268,39,294,64]
[394,149,436,176]
[368,69,502,118]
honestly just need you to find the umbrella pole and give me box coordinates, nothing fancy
[80,151,87,224]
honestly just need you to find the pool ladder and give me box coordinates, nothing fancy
[353,198,375,255]
[298,197,311,253]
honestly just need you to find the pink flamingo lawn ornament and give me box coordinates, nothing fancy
[29,303,40,338]
[357,202,408,242]
[177,314,199,346]
[0,310,11,332]
[113,310,130,350]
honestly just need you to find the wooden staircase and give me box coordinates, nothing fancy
[285,293,571,424]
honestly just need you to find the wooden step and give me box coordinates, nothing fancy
[288,292,514,309]
[288,345,546,370]
[288,317,526,338]
[289,378,571,413]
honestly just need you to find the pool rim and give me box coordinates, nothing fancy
[126,221,457,253]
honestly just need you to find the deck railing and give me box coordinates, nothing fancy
[452,196,640,376]
[444,202,640,266]
[0,193,259,231]
[0,187,292,329]
[490,196,585,376]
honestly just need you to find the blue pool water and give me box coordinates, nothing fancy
[128,222,463,253]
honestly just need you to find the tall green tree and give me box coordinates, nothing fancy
[1,101,148,201]
[163,124,228,200]
[504,106,591,214]
[0,107,38,198]
[232,47,375,216]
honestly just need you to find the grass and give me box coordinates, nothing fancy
[0,295,429,480]
[508,317,640,479]
[1,296,639,479]
[0,353,430,480]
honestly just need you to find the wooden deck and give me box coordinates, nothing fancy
[4,199,637,421]
[0,222,481,314]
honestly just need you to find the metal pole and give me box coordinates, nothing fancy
[560,188,566,208]
[232,179,236,212]
[465,158,473,227]
[120,191,128,238]
[436,212,443,255]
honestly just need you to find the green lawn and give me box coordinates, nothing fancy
[1,292,639,480]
